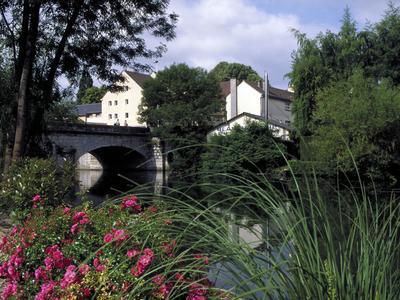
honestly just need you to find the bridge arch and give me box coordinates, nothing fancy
[78,146,148,170]
[46,122,162,171]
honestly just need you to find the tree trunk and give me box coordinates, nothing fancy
[2,0,31,173]
[28,0,83,152]
[11,1,40,164]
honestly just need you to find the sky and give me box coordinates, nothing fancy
[141,0,398,89]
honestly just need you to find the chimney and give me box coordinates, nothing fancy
[261,72,269,120]
[230,78,238,118]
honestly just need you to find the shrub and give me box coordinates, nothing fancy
[0,195,213,299]
[0,158,75,220]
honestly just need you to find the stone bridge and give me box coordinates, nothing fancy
[45,122,164,171]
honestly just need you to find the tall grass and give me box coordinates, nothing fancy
[99,149,400,299]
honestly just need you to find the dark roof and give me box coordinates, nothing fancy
[124,71,152,88]
[76,103,101,116]
[219,81,233,97]
[245,81,294,102]
[219,80,294,102]
[212,112,292,132]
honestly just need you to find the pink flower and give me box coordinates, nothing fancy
[81,287,91,297]
[157,283,171,298]
[10,226,18,236]
[2,282,18,299]
[131,248,154,277]
[126,249,140,258]
[103,233,113,243]
[121,195,142,212]
[113,229,128,241]
[60,265,77,289]
[34,267,47,281]
[44,257,54,271]
[63,207,71,214]
[0,236,7,250]
[78,264,90,275]
[32,194,41,203]
[93,258,106,272]
[175,273,185,281]
[35,281,56,300]
[152,274,165,285]
[73,211,87,223]
[70,223,79,235]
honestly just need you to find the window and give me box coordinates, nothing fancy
[114,100,118,105]
[125,99,129,104]
[108,101,112,106]
[285,120,291,125]
[108,114,112,120]
[285,102,291,111]
[125,113,129,118]
[114,113,118,119]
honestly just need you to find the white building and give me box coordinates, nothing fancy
[77,71,151,126]
[208,79,294,139]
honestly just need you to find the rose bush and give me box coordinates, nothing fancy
[0,194,214,299]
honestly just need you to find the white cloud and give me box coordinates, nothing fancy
[150,0,322,88]
[142,0,396,88]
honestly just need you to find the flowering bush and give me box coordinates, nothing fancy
[0,158,75,220]
[0,194,214,299]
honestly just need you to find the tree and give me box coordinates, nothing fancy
[78,86,107,104]
[309,71,400,186]
[209,61,262,82]
[288,4,400,137]
[76,69,93,103]
[0,0,177,171]
[201,121,287,179]
[139,63,223,175]
[287,8,367,136]
[45,101,80,123]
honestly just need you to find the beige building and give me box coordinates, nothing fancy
[101,71,151,126]
[76,71,152,126]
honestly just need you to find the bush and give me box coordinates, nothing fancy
[0,158,75,220]
[201,122,287,179]
[0,195,213,299]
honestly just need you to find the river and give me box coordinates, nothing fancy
[75,169,288,298]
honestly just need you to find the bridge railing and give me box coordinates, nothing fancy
[46,122,150,136]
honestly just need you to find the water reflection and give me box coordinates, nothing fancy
[75,169,164,205]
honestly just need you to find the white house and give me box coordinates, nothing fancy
[209,112,291,140]
[100,71,151,126]
[209,78,294,139]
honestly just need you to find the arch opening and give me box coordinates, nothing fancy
[90,146,147,171]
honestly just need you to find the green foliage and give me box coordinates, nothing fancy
[0,158,75,220]
[202,121,287,178]
[139,63,223,174]
[76,69,93,103]
[209,61,262,82]
[44,100,80,123]
[310,71,400,185]
[288,4,400,136]
[78,86,107,104]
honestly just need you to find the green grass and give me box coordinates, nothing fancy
[99,141,400,299]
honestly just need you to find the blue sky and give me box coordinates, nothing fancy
[144,0,398,89]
